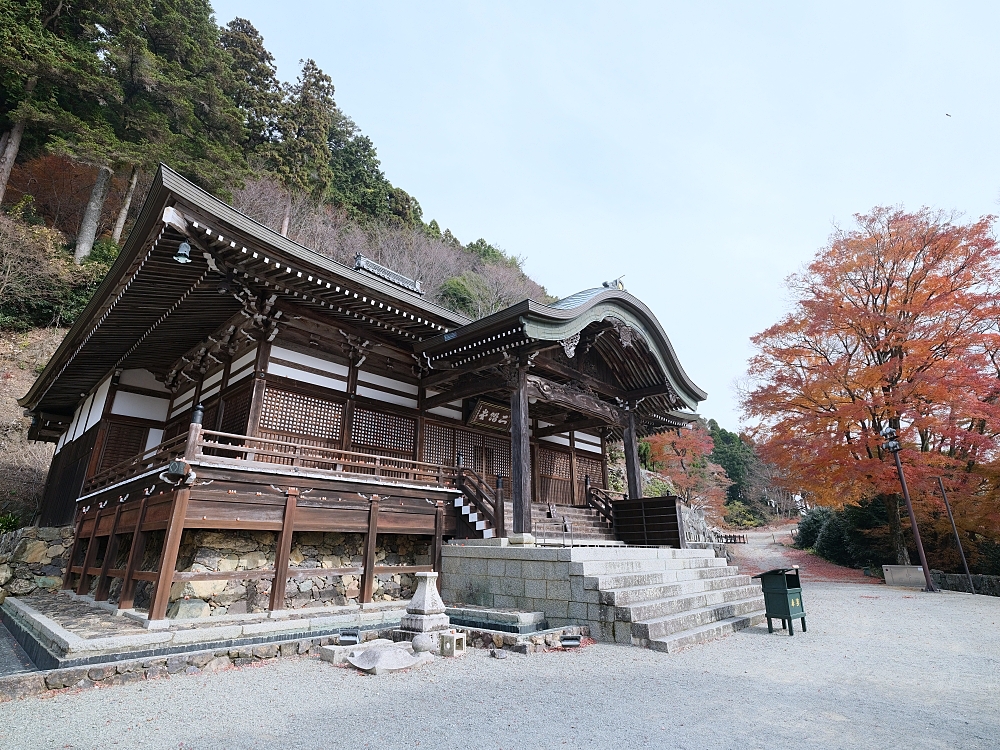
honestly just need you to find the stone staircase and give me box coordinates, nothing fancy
[505,502,617,543]
[574,547,765,651]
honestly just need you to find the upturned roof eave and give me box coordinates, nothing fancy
[20,164,473,413]
[415,289,708,408]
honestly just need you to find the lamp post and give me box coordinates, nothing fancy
[880,427,936,592]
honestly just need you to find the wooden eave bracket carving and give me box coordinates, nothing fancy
[525,373,625,426]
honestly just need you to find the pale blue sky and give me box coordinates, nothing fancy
[210,1,1000,430]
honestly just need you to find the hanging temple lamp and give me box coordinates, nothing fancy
[173,240,193,264]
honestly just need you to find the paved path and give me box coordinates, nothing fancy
[3,581,998,749]
[727,523,880,583]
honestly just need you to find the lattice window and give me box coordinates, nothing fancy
[455,429,477,473]
[202,402,219,432]
[577,454,604,489]
[483,433,511,480]
[423,422,455,466]
[538,446,573,505]
[538,448,571,479]
[220,387,252,435]
[259,386,343,441]
[99,422,148,471]
[352,407,415,457]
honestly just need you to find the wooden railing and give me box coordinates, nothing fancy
[455,467,504,538]
[194,429,457,486]
[584,477,623,527]
[83,433,190,493]
[717,533,748,544]
[83,425,459,496]
[612,495,687,549]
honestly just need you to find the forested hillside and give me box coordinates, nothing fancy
[0,0,550,331]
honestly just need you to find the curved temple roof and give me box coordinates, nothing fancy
[416,286,707,426]
[21,165,705,440]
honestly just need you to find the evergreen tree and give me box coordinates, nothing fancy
[269,59,336,235]
[220,17,281,157]
[0,0,105,205]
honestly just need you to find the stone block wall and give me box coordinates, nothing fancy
[932,570,1000,597]
[165,529,430,619]
[0,526,74,601]
[441,544,613,639]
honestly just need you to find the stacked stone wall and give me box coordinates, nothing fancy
[0,526,74,601]
[165,529,430,618]
[932,570,1000,597]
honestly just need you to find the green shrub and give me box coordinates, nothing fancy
[814,511,854,566]
[0,512,20,534]
[724,500,764,528]
[795,506,832,549]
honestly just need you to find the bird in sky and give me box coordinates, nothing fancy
[946,113,952,117]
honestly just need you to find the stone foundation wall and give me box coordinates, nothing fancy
[0,526,74,601]
[166,529,430,619]
[932,570,1000,597]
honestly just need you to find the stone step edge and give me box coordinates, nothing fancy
[615,585,764,621]
[599,578,754,606]
[642,613,765,653]
[631,598,765,639]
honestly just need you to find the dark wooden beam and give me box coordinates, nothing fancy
[422,375,509,410]
[149,489,191,620]
[360,495,379,603]
[623,410,642,501]
[532,354,626,399]
[510,367,532,535]
[534,416,609,438]
[420,351,515,388]
[269,487,298,611]
[525,374,626,426]
[624,383,676,401]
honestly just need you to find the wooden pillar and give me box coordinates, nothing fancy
[568,431,579,506]
[62,511,87,590]
[75,508,102,595]
[495,477,505,539]
[246,342,271,438]
[269,488,299,612]
[118,497,149,610]
[600,430,609,490]
[433,501,444,592]
[148,489,191,621]
[93,503,123,601]
[623,410,642,501]
[360,495,379,603]
[510,367,532,534]
[342,358,359,451]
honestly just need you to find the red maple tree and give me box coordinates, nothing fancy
[742,207,1000,563]
[646,422,730,524]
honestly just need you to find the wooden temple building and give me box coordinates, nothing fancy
[20,166,706,621]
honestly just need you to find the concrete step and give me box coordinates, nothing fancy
[599,574,755,606]
[646,613,764,653]
[632,596,765,641]
[617,584,762,623]
[573,553,721,576]
[584,562,735,591]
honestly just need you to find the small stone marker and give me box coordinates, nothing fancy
[400,572,450,633]
[439,631,466,658]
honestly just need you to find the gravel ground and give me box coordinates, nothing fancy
[728,524,880,583]
[2,582,997,749]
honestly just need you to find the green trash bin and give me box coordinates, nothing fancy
[752,567,806,636]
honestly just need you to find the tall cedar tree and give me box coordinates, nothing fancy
[0,0,106,205]
[219,17,281,157]
[270,59,335,236]
[49,0,246,261]
[743,207,1000,563]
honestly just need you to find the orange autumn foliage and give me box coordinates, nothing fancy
[646,422,730,524]
[742,206,1000,549]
